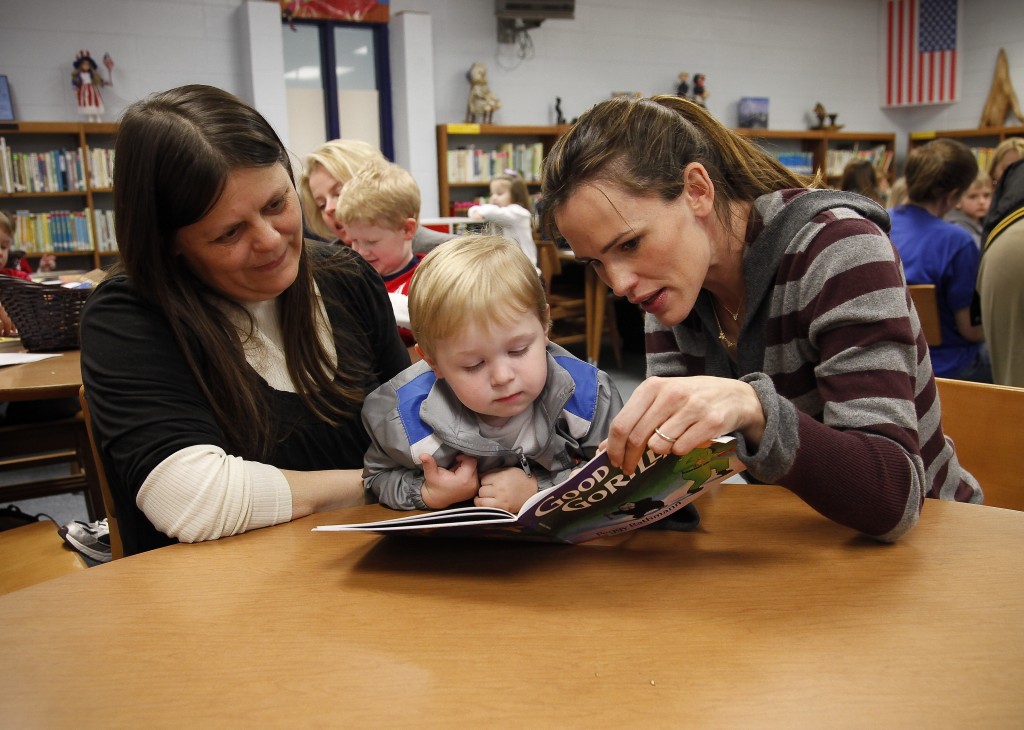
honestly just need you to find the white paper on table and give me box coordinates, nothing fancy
[0,352,62,367]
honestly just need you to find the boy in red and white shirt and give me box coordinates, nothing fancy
[335,161,423,356]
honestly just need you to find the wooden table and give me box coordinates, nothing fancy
[0,521,86,594]
[0,349,82,401]
[1,485,1021,728]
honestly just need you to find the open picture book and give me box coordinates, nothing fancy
[314,437,745,545]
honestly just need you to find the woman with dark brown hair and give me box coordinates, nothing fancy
[541,95,981,543]
[80,84,409,555]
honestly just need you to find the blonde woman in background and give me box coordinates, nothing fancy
[887,176,909,208]
[298,139,452,255]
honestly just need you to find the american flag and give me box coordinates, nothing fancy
[884,0,961,107]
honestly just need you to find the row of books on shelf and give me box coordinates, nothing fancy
[88,147,115,189]
[10,208,117,254]
[825,145,894,177]
[446,141,545,184]
[772,151,815,175]
[768,145,894,177]
[0,138,114,194]
[969,147,1002,175]
[91,208,118,252]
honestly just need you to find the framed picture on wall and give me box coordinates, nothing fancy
[0,76,14,121]
[738,97,769,129]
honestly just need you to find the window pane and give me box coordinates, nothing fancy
[283,24,327,163]
[333,26,380,147]
[333,26,376,90]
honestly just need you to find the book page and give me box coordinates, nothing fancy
[315,438,744,544]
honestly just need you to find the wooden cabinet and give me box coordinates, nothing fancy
[734,128,896,183]
[0,121,118,270]
[436,123,570,217]
[907,125,1024,174]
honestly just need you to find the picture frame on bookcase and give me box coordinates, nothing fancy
[0,76,14,122]
[738,97,769,129]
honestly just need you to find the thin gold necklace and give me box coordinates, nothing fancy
[711,304,737,350]
[718,298,741,321]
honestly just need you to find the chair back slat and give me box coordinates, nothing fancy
[909,284,942,346]
[78,386,124,559]
[936,377,1024,511]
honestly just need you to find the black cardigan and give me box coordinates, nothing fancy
[80,242,408,555]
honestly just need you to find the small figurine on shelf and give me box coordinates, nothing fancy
[692,73,708,107]
[555,97,566,125]
[813,102,827,129]
[71,50,113,122]
[811,102,844,131]
[676,71,690,98]
[465,62,500,124]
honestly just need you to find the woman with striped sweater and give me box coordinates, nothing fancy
[540,95,981,543]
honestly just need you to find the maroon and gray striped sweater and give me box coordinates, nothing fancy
[645,189,981,542]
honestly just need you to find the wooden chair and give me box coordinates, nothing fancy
[536,239,622,367]
[0,520,87,596]
[78,386,124,560]
[908,284,942,346]
[0,414,106,521]
[935,377,1024,512]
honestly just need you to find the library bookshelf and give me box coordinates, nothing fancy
[435,124,896,216]
[907,124,1024,175]
[0,121,118,270]
[436,123,570,217]
[734,128,896,182]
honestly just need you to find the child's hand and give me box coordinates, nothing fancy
[38,254,57,273]
[0,304,17,336]
[476,467,538,513]
[420,453,480,509]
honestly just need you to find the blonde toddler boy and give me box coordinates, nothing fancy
[360,235,623,513]
[335,161,422,346]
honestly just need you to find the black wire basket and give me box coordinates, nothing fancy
[0,275,93,352]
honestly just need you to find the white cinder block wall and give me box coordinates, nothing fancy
[2,0,1023,214]
[401,0,1024,156]
[0,0,253,123]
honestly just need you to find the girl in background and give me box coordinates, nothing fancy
[838,159,889,206]
[468,172,538,268]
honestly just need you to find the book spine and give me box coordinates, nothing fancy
[57,150,68,191]
[0,136,10,193]
[76,147,86,191]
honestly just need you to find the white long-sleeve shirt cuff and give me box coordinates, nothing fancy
[137,444,293,543]
[388,292,411,328]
